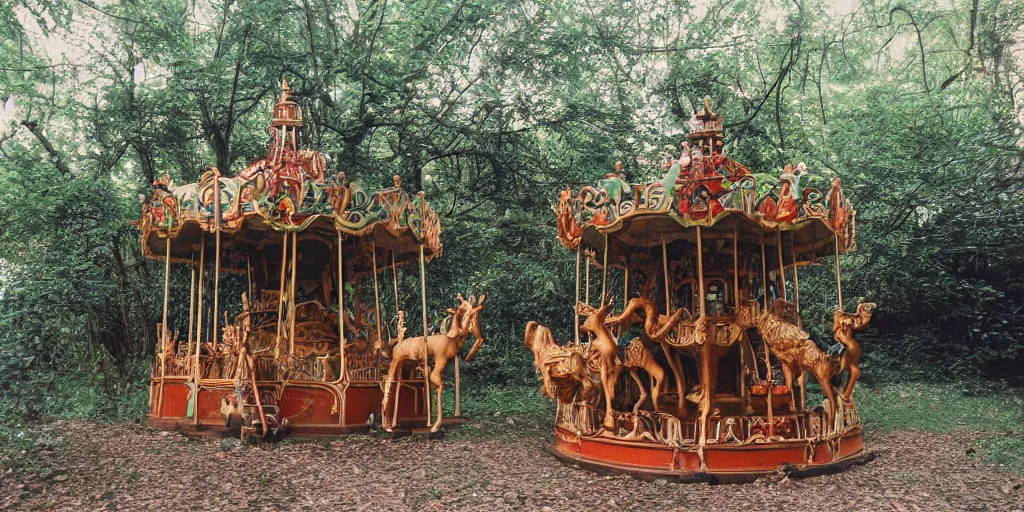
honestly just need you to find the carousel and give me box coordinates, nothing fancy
[526,98,876,482]
[140,81,484,439]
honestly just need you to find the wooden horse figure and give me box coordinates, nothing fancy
[524,321,594,403]
[381,294,486,432]
[832,300,876,404]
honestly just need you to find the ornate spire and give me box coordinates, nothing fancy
[272,79,303,129]
[686,96,724,156]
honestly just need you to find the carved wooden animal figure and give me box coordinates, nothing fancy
[605,297,687,410]
[381,294,486,432]
[737,303,839,425]
[577,299,624,430]
[524,321,593,402]
[622,337,664,415]
[832,300,876,403]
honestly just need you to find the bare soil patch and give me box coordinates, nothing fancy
[1,420,1022,511]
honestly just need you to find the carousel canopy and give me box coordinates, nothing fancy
[138,81,442,273]
[556,97,856,268]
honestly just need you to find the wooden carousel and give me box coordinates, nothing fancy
[527,98,876,482]
[140,81,484,439]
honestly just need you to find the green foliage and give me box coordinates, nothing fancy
[1,0,1023,425]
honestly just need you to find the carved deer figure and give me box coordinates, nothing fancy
[381,294,486,432]
[737,302,839,426]
[524,321,594,403]
[577,300,625,430]
[605,297,687,409]
[833,300,876,403]
[622,337,664,415]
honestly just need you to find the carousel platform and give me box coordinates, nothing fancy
[548,425,870,483]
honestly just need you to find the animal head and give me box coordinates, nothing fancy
[453,293,487,363]
[577,299,614,335]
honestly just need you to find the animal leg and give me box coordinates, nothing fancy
[660,342,686,414]
[430,363,445,433]
[600,363,617,430]
[628,368,647,416]
[380,359,401,431]
[780,364,797,412]
[811,365,837,428]
[843,362,860,404]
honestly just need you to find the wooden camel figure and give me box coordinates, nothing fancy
[604,297,687,411]
[524,321,594,403]
[832,300,876,404]
[381,293,486,433]
[621,337,665,415]
[736,301,839,426]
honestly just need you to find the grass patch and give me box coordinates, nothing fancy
[856,382,1024,472]
[442,384,554,440]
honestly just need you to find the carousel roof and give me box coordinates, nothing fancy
[556,97,856,267]
[138,81,442,273]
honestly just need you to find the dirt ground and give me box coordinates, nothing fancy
[1,420,1022,511]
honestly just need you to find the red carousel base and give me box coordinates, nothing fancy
[147,377,464,438]
[549,425,871,483]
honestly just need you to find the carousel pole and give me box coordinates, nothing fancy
[791,232,805,411]
[791,232,801,328]
[391,250,400,313]
[734,225,746,412]
[213,171,222,346]
[337,231,347,422]
[186,253,196,371]
[760,234,768,306]
[419,244,431,428]
[288,232,298,357]
[834,233,844,311]
[574,247,581,345]
[585,250,591,305]
[620,264,629,338]
[776,228,786,303]
[662,237,685,413]
[274,233,288,360]
[195,235,205,376]
[600,233,609,304]
[696,226,711,456]
[161,236,171,380]
[760,232,773,437]
[193,235,205,425]
[661,238,671,310]
[371,243,384,374]
[247,250,253,301]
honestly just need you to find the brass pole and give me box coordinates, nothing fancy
[371,243,383,372]
[419,244,431,427]
[601,233,609,304]
[213,172,221,346]
[246,250,253,300]
[760,234,768,306]
[620,265,629,338]
[791,232,805,411]
[186,255,196,370]
[574,247,581,345]
[455,355,461,417]
[661,238,670,311]
[696,226,711,454]
[195,235,205,376]
[834,233,844,311]
[274,233,288,360]
[791,232,801,328]
[288,231,298,357]
[391,250,400,314]
[338,231,346,382]
[193,235,205,425]
[585,250,591,305]
[776,228,786,303]
[161,236,171,380]
[734,225,745,412]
